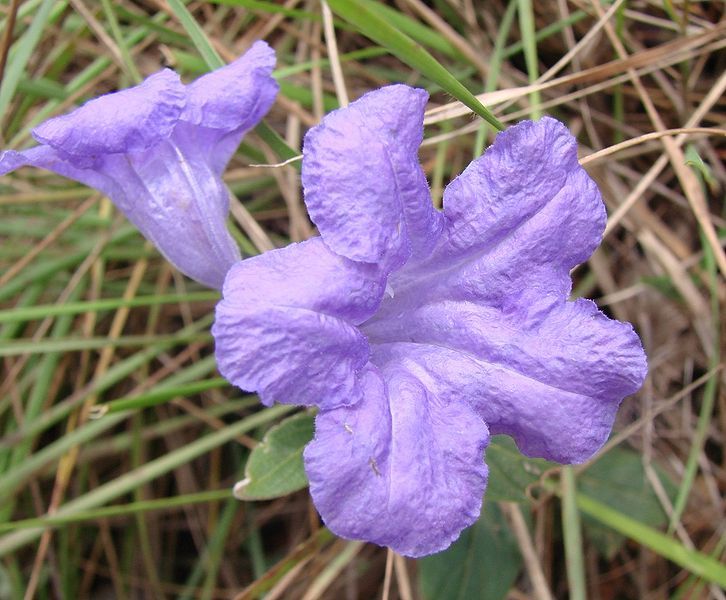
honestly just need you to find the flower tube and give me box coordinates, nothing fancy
[0,41,278,289]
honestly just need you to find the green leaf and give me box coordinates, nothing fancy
[235,412,314,500]
[485,436,552,502]
[419,502,522,600]
[325,0,504,131]
[578,447,676,558]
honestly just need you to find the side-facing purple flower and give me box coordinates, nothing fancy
[0,42,278,289]
[213,86,648,557]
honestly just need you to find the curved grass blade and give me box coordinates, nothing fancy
[325,0,504,131]
[577,493,726,588]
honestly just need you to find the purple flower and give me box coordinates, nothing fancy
[0,41,278,289]
[212,86,647,557]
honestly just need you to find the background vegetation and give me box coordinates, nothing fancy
[0,0,724,598]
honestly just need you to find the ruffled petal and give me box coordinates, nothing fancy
[301,85,443,270]
[356,117,646,462]
[372,117,613,329]
[362,298,646,463]
[212,238,387,408]
[32,69,185,161]
[180,41,279,175]
[442,117,603,268]
[304,364,489,557]
[182,40,278,132]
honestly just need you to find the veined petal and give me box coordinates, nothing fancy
[109,142,241,288]
[301,85,443,270]
[363,298,646,463]
[212,238,387,408]
[32,69,185,161]
[304,365,489,557]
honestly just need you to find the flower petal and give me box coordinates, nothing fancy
[108,142,241,288]
[357,118,646,462]
[304,364,489,557]
[375,117,609,328]
[362,298,646,463]
[301,85,443,270]
[32,69,185,161]
[0,146,120,195]
[180,41,279,175]
[212,238,386,408]
[182,41,278,132]
[441,117,605,291]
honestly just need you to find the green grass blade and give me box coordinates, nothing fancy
[576,494,726,588]
[562,467,587,600]
[99,377,229,413]
[0,331,212,357]
[0,292,218,324]
[325,0,504,130]
[0,0,58,124]
[517,0,541,119]
[166,0,224,68]
[0,404,294,557]
[358,0,460,59]
[100,0,142,83]
[474,0,517,157]
[668,181,721,533]
[208,0,318,20]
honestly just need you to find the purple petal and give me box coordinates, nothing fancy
[32,69,185,161]
[304,365,489,557]
[212,238,386,408]
[383,118,607,324]
[181,41,279,175]
[182,41,278,132]
[356,117,646,463]
[1,147,116,193]
[1,47,282,289]
[108,142,241,288]
[362,298,646,463]
[442,117,605,278]
[301,85,443,270]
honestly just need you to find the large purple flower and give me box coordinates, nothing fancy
[0,42,278,289]
[213,86,647,557]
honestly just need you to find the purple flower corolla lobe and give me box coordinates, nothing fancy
[213,85,648,557]
[301,85,443,271]
[0,41,278,289]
